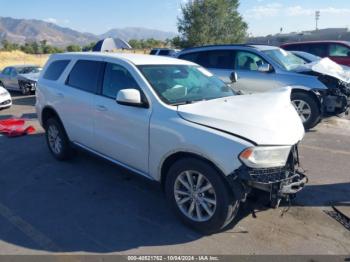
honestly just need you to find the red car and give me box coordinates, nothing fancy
[281,41,350,66]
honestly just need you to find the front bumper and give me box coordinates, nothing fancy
[19,80,37,92]
[229,145,308,207]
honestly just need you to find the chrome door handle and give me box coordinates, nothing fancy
[96,105,108,111]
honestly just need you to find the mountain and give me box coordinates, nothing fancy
[0,17,98,47]
[0,16,177,47]
[99,27,176,41]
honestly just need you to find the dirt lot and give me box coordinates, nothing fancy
[0,93,349,255]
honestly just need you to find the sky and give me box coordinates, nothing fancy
[0,0,349,36]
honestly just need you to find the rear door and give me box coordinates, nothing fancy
[328,43,350,66]
[92,61,151,174]
[60,59,104,148]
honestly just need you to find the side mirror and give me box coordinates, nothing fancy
[230,71,238,83]
[116,89,145,107]
[258,64,272,73]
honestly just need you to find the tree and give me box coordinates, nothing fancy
[177,0,248,47]
[82,42,96,52]
[1,40,20,51]
[128,39,166,49]
[66,45,82,52]
[171,36,188,49]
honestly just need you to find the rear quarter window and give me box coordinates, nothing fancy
[43,60,70,81]
[66,60,104,93]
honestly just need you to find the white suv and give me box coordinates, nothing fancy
[36,52,307,233]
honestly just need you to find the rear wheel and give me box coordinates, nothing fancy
[45,118,72,160]
[291,92,320,130]
[165,158,241,234]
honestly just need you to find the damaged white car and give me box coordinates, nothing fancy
[37,53,307,233]
[177,45,350,129]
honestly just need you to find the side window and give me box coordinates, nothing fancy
[43,60,70,80]
[10,68,17,77]
[102,63,139,99]
[2,67,10,75]
[329,44,350,57]
[235,51,267,71]
[178,52,201,63]
[206,50,235,69]
[158,50,170,56]
[307,44,328,57]
[67,60,104,93]
[283,44,307,52]
[150,49,157,55]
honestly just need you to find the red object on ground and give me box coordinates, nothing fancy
[0,118,36,137]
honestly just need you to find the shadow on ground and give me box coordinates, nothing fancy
[0,132,349,253]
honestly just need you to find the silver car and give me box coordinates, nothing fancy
[0,65,42,95]
[177,45,350,129]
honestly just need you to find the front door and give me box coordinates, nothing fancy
[93,62,151,174]
[233,51,280,94]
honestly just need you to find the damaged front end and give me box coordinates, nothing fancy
[317,74,350,115]
[297,58,350,116]
[18,79,37,94]
[229,145,308,208]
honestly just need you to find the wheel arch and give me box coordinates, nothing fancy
[291,87,322,109]
[160,151,230,190]
[41,106,66,130]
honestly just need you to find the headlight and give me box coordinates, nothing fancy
[239,146,292,168]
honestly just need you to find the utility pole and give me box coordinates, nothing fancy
[315,11,320,30]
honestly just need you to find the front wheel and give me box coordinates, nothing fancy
[165,158,241,234]
[291,92,321,130]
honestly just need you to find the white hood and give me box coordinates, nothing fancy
[296,58,350,83]
[177,87,305,145]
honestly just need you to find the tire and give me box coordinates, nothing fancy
[45,118,72,161]
[165,158,241,234]
[291,92,321,130]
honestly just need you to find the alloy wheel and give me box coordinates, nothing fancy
[292,99,312,123]
[174,171,217,222]
[47,125,62,155]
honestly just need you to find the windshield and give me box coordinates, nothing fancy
[138,65,235,105]
[263,49,305,71]
[17,67,41,74]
